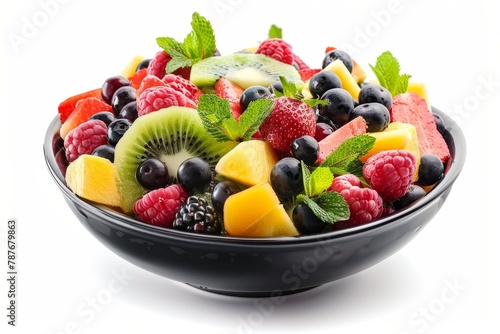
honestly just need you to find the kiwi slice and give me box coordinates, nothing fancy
[190,53,302,89]
[114,107,237,213]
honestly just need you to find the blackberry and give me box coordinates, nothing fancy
[173,196,222,235]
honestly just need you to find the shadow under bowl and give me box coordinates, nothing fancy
[44,108,466,297]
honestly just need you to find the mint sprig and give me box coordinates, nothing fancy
[197,94,274,142]
[369,51,411,97]
[156,12,216,73]
[298,161,349,223]
[268,24,283,39]
[320,134,375,179]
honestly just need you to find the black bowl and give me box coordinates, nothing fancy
[44,108,465,297]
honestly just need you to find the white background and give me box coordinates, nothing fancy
[1,0,499,333]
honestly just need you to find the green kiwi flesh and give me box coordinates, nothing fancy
[114,107,237,213]
[190,53,302,89]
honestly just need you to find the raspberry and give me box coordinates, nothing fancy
[64,120,108,162]
[137,86,196,116]
[133,184,188,227]
[363,150,417,202]
[298,68,321,82]
[255,38,294,65]
[162,74,202,103]
[329,174,383,229]
[147,50,171,78]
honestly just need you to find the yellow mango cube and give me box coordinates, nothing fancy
[224,183,298,237]
[65,154,121,207]
[215,140,278,187]
[323,59,361,101]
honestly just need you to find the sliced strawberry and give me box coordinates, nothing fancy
[58,88,102,124]
[128,68,148,90]
[60,97,112,139]
[215,77,244,119]
[298,68,321,82]
[390,92,450,162]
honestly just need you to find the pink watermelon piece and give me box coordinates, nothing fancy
[317,116,367,163]
[390,92,450,162]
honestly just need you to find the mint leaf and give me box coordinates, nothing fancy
[238,99,274,141]
[297,193,349,223]
[301,161,312,196]
[191,12,216,59]
[309,167,334,198]
[321,134,375,178]
[268,24,282,39]
[314,192,350,222]
[198,94,273,142]
[157,12,216,74]
[197,95,233,142]
[369,51,412,96]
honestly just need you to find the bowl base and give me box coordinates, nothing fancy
[185,283,320,298]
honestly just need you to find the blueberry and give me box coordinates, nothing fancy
[268,81,283,94]
[418,154,444,186]
[322,50,353,73]
[135,58,152,72]
[89,111,115,126]
[107,118,132,146]
[317,88,355,127]
[177,157,212,193]
[111,86,136,115]
[136,158,169,190]
[314,122,335,141]
[240,86,271,112]
[309,71,342,98]
[358,83,392,110]
[291,135,319,166]
[211,180,240,216]
[270,157,304,199]
[118,101,138,123]
[101,75,130,105]
[92,144,115,162]
[293,203,326,234]
[393,185,426,210]
[349,102,390,132]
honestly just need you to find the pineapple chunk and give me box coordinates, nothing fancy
[66,155,121,207]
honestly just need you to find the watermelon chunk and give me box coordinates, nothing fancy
[317,116,367,163]
[390,92,450,162]
[58,88,103,123]
[60,97,113,139]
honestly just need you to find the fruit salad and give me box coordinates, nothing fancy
[53,12,451,238]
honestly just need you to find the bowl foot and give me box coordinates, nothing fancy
[185,284,320,298]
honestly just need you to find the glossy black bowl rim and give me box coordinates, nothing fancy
[44,107,466,246]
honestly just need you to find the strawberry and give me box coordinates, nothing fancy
[259,97,316,152]
[215,77,244,119]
